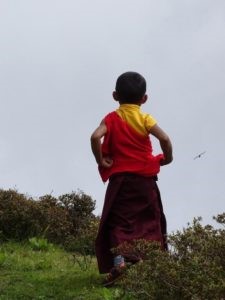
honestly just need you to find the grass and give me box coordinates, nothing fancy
[0,240,126,300]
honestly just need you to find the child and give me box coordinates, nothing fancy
[90,71,173,286]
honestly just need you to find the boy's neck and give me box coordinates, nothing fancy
[119,102,142,106]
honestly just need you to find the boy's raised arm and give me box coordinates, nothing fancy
[150,124,173,165]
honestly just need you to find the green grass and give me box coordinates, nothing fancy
[0,241,125,300]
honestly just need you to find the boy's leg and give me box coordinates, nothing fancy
[114,254,125,267]
[103,255,126,287]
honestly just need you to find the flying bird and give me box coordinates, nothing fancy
[193,151,206,160]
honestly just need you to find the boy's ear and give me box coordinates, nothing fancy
[113,91,120,101]
[140,94,148,104]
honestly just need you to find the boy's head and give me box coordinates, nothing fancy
[113,71,147,104]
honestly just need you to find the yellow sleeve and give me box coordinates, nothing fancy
[144,114,157,132]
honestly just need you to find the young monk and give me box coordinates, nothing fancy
[90,71,173,286]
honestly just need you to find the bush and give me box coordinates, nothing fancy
[37,195,74,245]
[0,189,42,240]
[28,237,53,251]
[58,191,96,234]
[118,214,225,300]
[0,189,99,255]
[57,191,99,255]
[64,216,100,255]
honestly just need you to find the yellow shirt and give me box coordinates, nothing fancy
[116,104,157,136]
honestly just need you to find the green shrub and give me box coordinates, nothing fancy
[28,237,52,251]
[0,252,6,267]
[118,214,225,300]
[64,216,100,255]
[37,195,74,245]
[0,189,98,255]
[0,189,41,240]
[58,191,99,255]
[58,190,96,234]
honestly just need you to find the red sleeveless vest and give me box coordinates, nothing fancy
[99,112,163,182]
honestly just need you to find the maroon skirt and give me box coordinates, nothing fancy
[95,173,167,273]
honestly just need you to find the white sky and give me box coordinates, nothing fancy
[0,0,224,232]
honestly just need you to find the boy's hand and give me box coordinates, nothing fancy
[100,157,113,168]
[160,158,171,166]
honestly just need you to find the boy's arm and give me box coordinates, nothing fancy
[150,124,173,165]
[90,120,113,168]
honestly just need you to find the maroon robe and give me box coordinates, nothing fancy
[95,173,167,274]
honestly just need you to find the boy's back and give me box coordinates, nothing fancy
[99,104,164,182]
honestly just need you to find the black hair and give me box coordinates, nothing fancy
[115,71,146,103]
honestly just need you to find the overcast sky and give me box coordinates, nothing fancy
[0,0,224,232]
